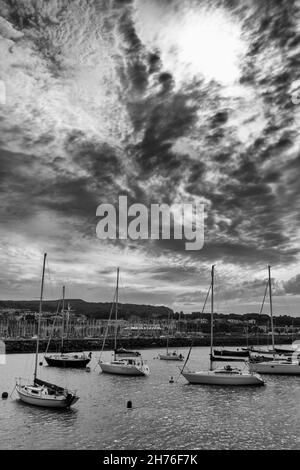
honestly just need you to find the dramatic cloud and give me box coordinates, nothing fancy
[284,274,300,295]
[0,0,299,313]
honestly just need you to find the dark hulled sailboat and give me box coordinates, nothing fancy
[44,286,91,369]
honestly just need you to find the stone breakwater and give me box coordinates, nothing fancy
[3,335,295,354]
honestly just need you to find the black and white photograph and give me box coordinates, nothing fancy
[0,0,299,456]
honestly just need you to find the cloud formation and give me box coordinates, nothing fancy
[0,0,299,313]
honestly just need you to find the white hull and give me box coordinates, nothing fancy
[16,385,78,409]
[159,354,184,361]
[182,370,264,386]
[250,361,300,375]
[100,361,150,376]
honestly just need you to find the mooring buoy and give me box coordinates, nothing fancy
[2,392,8,399]
[127,400,132,409]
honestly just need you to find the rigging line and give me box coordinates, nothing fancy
[176,284,211,382]
[176,341,193,382]
[10,383,16,398]
[259,280,269,315]
[93,288,117,370]
[44,297,62,357]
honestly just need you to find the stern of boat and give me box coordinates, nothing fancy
[65,392,79,408]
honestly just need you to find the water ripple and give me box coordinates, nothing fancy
[0,347,299,449]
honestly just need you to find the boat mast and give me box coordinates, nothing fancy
[34,253,47,382]
[166,310,170,355]
[61,285,65,353]
[66,303,70,342]
[268,265,275,358]
[114,268,119,360]
[210,265,215,371]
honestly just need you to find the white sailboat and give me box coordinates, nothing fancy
[99,268,150,377]
[159,311,184,361]
[182,265,264,386]
[16,254,79,409]
[249,266,300,375]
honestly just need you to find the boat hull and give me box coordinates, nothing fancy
[16,386,79,409]
[250,361,300,375]
[274,347,298,355]
[45,356,90,368]
[182,371,264,386]
[245,347,275,355]
[100,361,149,376]
[214,349,249,358]
[211,355,247,362]
[159,354,184,361]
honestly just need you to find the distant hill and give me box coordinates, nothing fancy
[0,299,173,320]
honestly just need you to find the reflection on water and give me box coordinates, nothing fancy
[0,347,300,449]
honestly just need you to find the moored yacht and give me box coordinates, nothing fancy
[100,348,150,376]
[16,378,79,408]
[182,265,265,386]
[44,287,91,369]
[183,366,264,385]
[16,254,79,409]
[249,266,300,375]
[98,268,150,377]
[45,352,91,369]
[213,348,249,358]
[159,311,184,362]
[249,358,300,375]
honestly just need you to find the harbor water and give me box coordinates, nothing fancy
[0,347,300,450]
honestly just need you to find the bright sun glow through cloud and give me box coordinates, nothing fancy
[136,5,246,86]
[176,11,246,84]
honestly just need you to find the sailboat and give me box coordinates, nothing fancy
[212,349,249,361]
[159,311,184,361]
[182,266,265,386]
[99,268,150,376]
[44,286,91,368]
[249,266,300,375]
[16,254,79,409]
[274,323,300,354]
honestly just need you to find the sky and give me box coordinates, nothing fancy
[0,0,299,315]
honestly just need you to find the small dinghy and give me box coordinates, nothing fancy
[159,311,184,362]
[159,352,184,361]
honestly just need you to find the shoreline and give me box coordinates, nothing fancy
[2,334,296,354]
